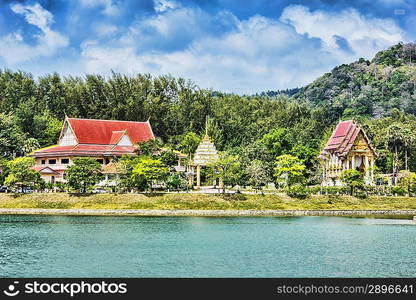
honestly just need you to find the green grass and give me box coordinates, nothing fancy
[0,193,415,210]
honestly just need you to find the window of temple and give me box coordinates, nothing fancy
[41,160,46,165]
[96,159,104,164]
[49,159,56,164]
[61,158,69,164]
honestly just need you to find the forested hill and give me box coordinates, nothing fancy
[292,43,416,118]
[1,42,416,178]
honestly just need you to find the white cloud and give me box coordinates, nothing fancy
[11,2,53,31]
[280,5,404,62]
[78,0,120,16]
[6,3,406,94]
[80,12,338,93]
[93,23,118,37]
[153,0,179,13]
[81,5,406,93]
[0,3,68,65]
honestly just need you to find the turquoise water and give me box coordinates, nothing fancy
[0,215,415,277]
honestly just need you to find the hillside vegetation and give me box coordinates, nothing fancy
[294,43,416,118]
[0,43,416,184]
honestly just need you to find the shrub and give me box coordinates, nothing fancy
[307,186,321,195]
[354,190,368,199]
[54,182,67,192]
[221,193,247,201]
[286,183,309,199]
[322,186,349,195]
[341,169,364,195]
[166,174,187,191]
[391,186,407,196]
[362,185,378,195]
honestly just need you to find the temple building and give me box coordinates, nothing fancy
[30,117,154,183]
[189,133,219,188]
[319,120,378,186]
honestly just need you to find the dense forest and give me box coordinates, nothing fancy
[0,42,416,185]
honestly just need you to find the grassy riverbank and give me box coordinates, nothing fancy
[0,193,416,210]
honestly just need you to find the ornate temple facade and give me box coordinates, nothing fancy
[189,134,219,188]
[319,120,378,186]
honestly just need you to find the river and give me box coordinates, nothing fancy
[0,215,415,277]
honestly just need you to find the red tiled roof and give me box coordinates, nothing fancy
[319,120,377,160]
[32,166,47,171]
[31,166,61,174]
[109,131,126,145]
[31,144,137,157]
[73,144,113,152]
[67,118,154,144]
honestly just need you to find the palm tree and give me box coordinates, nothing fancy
[386,124,406,184]
[401,126,414,171]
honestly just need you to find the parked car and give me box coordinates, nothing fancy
[0,186,8,193]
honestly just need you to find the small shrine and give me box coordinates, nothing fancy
[188,124,219,188]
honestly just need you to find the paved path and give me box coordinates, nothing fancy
[0,208,416,217]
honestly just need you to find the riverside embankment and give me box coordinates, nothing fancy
[0,193,416,216]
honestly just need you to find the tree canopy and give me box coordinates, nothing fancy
[274,154,306,187]
[1,43,416,187]
[65,158,103,193]
[132,158,169,191]
[4,157,42,191]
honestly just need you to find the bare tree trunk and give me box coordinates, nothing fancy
[394,144,398,185]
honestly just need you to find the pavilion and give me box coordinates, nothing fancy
[189,133,219,188]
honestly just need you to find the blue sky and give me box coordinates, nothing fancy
[0,0,414,93]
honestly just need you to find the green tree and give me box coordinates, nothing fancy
[290,145,318,170]
[132,158,169,191]
[398,170,416,194]
[66,158,103,193]
[0,159,8,185]
[245,159,271,192]
[136,139,161,156]
[386,123,406,183]
[4,157,42,192]
[260,128,292,158]
[33,112,62,147]
[274,154,306,187]
[166,174,187,191]
[341,169,364,195]
[0,113,25,158]
[115,156,148,192]
[159,150,179,167]
[177,132,201,156]
[22,138,40,155]
[207,152,241,193]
